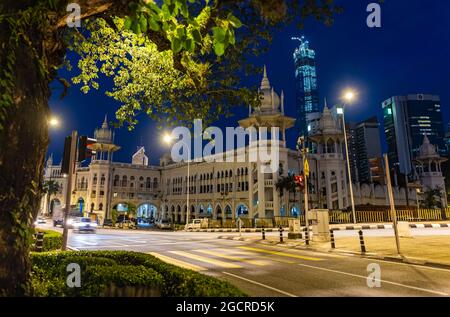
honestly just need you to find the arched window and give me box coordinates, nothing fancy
[153,178,158,188]
[245,167,248,175]
[237,169,240,176]
[99,203,103,210]
[114,175,119,187]
[229,170,233,177]
[122,175,127,187]
[146,177,151,188]
[100,174,105,186]
[225,170,228,178]
[93,174,98,185]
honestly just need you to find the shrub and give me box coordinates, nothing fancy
[32,229,62,251]
[30,251,246,297]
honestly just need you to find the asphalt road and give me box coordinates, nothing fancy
[38,223,450,297]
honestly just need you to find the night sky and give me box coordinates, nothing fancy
[47,0,450,165]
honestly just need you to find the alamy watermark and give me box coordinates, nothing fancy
[66,3,81,28]
[367,3,382,28]
[168,119,281,173]
[367,263,381,288]
[66,263,81,288]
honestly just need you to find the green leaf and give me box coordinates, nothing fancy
[212,27,226,43]
[214,42,225,56]
[148,18,160,31]
[171,38,182,54]
[124,16,132,30]
[191,28,202,43]
[227,13,242,28]
[139,16,148,33]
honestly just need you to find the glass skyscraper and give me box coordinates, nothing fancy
[383,94,446,176]
[293,36,320,136]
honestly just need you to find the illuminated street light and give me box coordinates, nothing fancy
[48,116,60,128]
[338,88,357,224]
[163,133,173,145]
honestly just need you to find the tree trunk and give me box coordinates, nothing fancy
[0,25,51,296]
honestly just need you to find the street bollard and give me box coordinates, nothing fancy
[358,230,366,253]
[304,227,309,246]
[35,232,44,252]
[262,226,266,240]
[330,230,335,249]
[279,226,283,243]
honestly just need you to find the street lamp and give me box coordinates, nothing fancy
[337,89,357,224]
[163,133,191,225]
[48,116,60,128]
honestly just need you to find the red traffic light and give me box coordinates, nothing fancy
[78,136,97,162]
[294,174,304,187]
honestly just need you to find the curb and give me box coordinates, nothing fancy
[194,227,289,233]
[330,223,450,231]
[217,235,450,270]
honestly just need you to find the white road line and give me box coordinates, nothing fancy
[296,263,449,296]
[353,256,450,273]
[221,272,296,297]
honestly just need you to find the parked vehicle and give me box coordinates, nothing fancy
[156,219,171,229]
[72,217,97,233]
[185,218,209,230]
[34,217,46,225]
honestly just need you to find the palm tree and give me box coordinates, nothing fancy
[276,174,298,216]
[43,180,60,216]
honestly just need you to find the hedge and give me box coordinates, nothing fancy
[32,229,62,252]
[30,251,246,297]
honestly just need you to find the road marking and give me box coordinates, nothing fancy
[73,240,98,246]
[195,249,269,266]
[221,272,296,297]
[296,263,449,296]
[169,251,242,269]
[148,252,206,272]
[238,246,323,261]
[220,249,295,264]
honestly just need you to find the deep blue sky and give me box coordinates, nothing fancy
[48,0,450,165]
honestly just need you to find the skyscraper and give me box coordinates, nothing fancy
[292,36,320,136]
[383,94,445,176]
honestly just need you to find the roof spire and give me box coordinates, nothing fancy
[260,65,271,90]
[102,114,108,129]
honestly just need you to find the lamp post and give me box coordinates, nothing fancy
[163,134,191,225]
[296,136,309,235]
[337,89,357,224]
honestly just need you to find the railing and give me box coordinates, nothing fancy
[329,208,447,224]
[265,202,274,209]
[264,179,273,187]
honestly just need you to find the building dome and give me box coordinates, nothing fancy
[257,66,281,113]
[94,115,113,144]
[319,106,340,134]
[418,135,438,158]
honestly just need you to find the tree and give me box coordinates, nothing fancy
[42,180,60,216]
[275,173,298,216]
[0,0,341,296]
[422,187,443,209]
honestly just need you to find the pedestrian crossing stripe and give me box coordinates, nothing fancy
[148,252,206,272]
[238,246,323,261]
[194,249,270,266]
[169,251,243,269]
[216,248,295,264]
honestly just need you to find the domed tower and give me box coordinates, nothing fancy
[238,66,296,219]
[92,115,121,161]
[414,135,448,207]
[308,104,349,210]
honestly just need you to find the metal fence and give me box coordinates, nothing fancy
[203,208,450,228]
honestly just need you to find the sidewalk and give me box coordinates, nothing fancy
[219,233,450,269]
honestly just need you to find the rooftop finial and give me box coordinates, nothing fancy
[102,114,108,129]
[260,65,271,90]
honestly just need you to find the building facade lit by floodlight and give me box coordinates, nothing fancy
[292,36,320,136]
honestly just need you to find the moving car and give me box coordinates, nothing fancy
[34,217,46,225]
[52,207,64,227]
[72,217,97,233]
[156,219,171,229]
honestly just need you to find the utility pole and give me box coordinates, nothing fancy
[62,130,77,251]
[384,154,401,255]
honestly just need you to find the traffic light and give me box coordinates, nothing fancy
[78,136,96,162]
[294,174,304,188]
[61,136,72,174]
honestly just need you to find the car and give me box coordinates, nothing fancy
[156,219,171,229]
[185,219,202,231]
[34,217,46,225]
[72,217,97,233]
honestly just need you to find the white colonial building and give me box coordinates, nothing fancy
[42,67,431,226]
